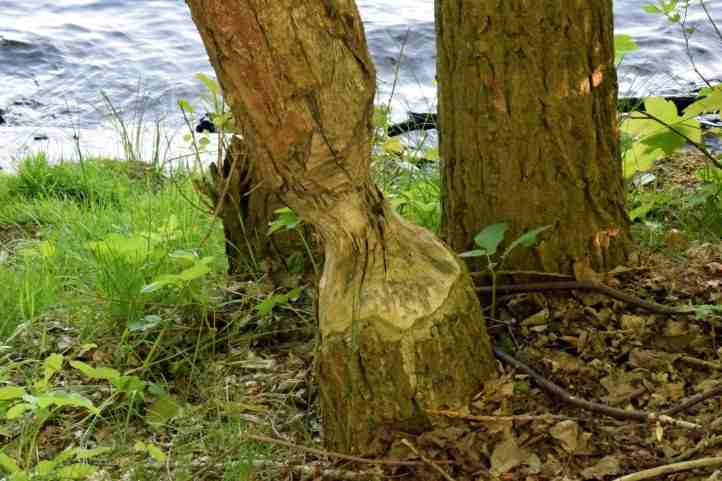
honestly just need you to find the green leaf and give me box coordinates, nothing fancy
[424,147,440,161]
[502,225,552,259]
[146,395,181,427]
[268,207,301,235]
[17,240,56,259]
[43,353,64,377]
[74,447,112,460]
[645,96,678,122]
[56,464,98,479]
[87,234,152,262]
[6,403,33,420]
[178,99,195,114]
[473,223,508,256]
[0,451,20,474]
[112,376,146,397]
[146,444,167,462]
[614,34,639,63]
[176,257,214,281]
[0,386,26,401]
[34,460,57,476]
[458,249,485,258]
[255,289,300,317]
[623,142,665,177]
[621,97,702,177]
[643,3,661,13]
[127,315,164,332]
[372,106,390,129]
[168,250,197,265]
[196,73,221,96]
[382,138,404,156]
[683,85,722,118]
[70,360,120,381]
[53,447,79,464]
[36,392,99,414]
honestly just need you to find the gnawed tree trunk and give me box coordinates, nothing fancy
[436,0,631,273]
[187,0,495,453]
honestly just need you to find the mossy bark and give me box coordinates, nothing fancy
[201,136,299,275]
[187,0,495,454]
[436,0,631,273]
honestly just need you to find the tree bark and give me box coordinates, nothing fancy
[187,0,495,454]
[437,0,631,273]
[199,136,302,276]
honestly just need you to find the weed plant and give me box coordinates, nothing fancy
[0,154,226,341]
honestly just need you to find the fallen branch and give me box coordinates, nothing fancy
[428,410,572,423]
[664,383,722,416]
[673,435,722,462]
[492,347,702,430]
[244,434,448,467]
[477,281,694,315]
[401,439,457,481]
[679,355,722,372]
[212,459,383,480]
[614,456,722,481]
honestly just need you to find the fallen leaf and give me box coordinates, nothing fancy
[581,455,622,479]
[550,420,580,453]
[490,436,533,476]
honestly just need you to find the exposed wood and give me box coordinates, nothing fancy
[187,0,495,454]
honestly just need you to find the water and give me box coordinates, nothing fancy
[1,1,721,165]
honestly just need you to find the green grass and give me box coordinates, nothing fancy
[0,153,227,340]
[2,117,722,479]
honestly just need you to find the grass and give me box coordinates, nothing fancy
[0,153,226,340]
[0,153,293,480]
[2,102,722,479]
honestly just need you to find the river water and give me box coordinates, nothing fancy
[1,1,721,166]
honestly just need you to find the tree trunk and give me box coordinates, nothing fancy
[199,136,302,276]
[436,0,631,274]
[187,0,495,454]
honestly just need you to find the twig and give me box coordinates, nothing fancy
[200,459,383,480]
[672,434,722,463]
[400,439,457,481]
[471,270,575,279]
[427,410,572,423]
[477,281,695,315]
[614,457,722,481]
[492,347,702,430]
[700,0,722,45]
[663,383,722,416]
[244,434,444,467]
[678,355,722,372]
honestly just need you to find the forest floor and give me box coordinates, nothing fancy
[0,149,721,481]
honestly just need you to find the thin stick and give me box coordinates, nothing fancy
[493,347,702,431]
[244,434,444,467]
[400,439,457,481]
[673,434,722,463]
[471,270,574,279]
[663,383,722,416]
[678,355,722,372]
[427,410,572,423]
[614,457,722,481]
[477,281,695,315]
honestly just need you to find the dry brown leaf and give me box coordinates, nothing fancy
[581,455,622,480]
